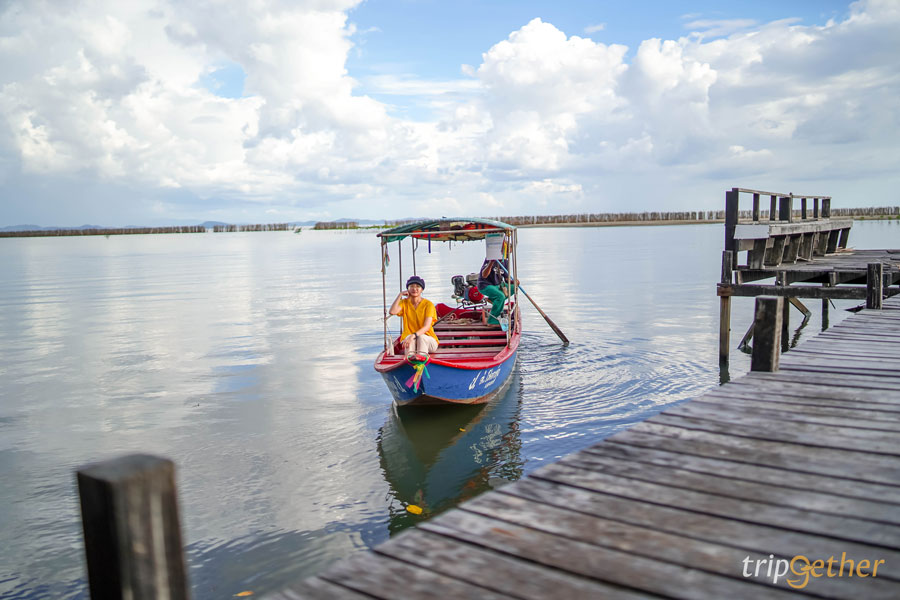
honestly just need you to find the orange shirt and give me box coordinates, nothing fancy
[398,298,439,344]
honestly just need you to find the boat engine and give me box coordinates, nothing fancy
[451,274,484,306]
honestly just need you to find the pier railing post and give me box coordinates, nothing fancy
[751,296,783,372]
[77,454,189,600]
[724,189,739,269]
[867,263,884,309]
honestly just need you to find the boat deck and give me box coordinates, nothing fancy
[378,316,510,363]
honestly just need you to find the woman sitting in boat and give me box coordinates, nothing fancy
[389,275,440,360]
[477,258,516,328]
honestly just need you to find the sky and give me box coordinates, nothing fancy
[1,0,898,226]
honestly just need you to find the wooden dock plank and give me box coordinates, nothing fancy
[744,370,900,392]
[558,451,900,524]
[317,551,512,599]
[469,485,900,599]
[378,529,647,600]
[532,462,900,548]
[502,477,900,580]
[266,577,373,600]
[590,440,900,504]
[695,394,900,425]
[649,412,900,456]
[667,398,900,433]
[626,421,900,486]
[421,508,797,600]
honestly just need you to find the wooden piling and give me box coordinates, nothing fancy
[77,454,189,600]
[750,296,782,372]
[867,262,884,309]
[718,250,733,362]
[775,273,790,353]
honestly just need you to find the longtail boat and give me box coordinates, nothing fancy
[374,218,521,407]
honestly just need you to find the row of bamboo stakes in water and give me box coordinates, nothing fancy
[4,207,898,238]
[0,224,296,237]
[384,206,900,228]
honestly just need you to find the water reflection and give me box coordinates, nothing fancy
[377,368,523,535]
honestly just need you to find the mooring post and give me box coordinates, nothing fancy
[77,454,189,600]
[867,262,884,309]
[751,296,783,372]
[776,273,789,352]
[719,250,733,362]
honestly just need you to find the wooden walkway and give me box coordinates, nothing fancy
[272,296,900,599]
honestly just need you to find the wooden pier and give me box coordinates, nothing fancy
[718,187,900,361]
[262,308,900,597]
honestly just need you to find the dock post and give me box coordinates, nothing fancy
[719,250,733,362]
[867,263,884,309]
[776,273,789,352]
[77,454,189,600]
[751,296,783,372]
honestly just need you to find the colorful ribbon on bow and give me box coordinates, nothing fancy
[405,355,430,391]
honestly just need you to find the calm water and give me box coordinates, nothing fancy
[1,220,897,598]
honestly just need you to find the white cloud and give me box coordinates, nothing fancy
[0,0,898,224]
[682,18,761,39]
[584,23,606,34]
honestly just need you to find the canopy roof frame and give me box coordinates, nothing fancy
[377,217,516,243]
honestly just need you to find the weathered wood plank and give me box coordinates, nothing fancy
[378,528,644,600]
[743,370,900,391]
[422,506,797,600]
[502,477,900,580]
[649,412,900,456]
[590,439,900,504]
[532,462,900,548]
[496,479,900,597]
[558,451,900,524]
[455,491,862,597]
[266,577,373,600]
[698,392,900,420]
[318,551,511,600]
[671,397,900,432]
[779,364,900,378]
[626,422,900,485]
[726,376,900,403]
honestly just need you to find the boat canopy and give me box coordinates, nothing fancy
[377,218,515,243]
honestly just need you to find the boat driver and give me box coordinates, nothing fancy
[477,258,515,328]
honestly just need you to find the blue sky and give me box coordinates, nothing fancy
[349,0,850,82]
[0,0,896,226]
[345,0,853,120]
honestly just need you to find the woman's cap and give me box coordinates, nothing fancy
[406,275,426,289]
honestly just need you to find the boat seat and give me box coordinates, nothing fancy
[435,330,507,337]
[437,338,506,346]
[431,353,502,360]
[431,346,505,354]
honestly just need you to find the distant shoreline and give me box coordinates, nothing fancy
[2,212,897,238]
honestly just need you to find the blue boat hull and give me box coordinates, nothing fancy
[380,351,518,406]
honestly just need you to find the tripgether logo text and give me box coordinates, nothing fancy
[742,553,885,589]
